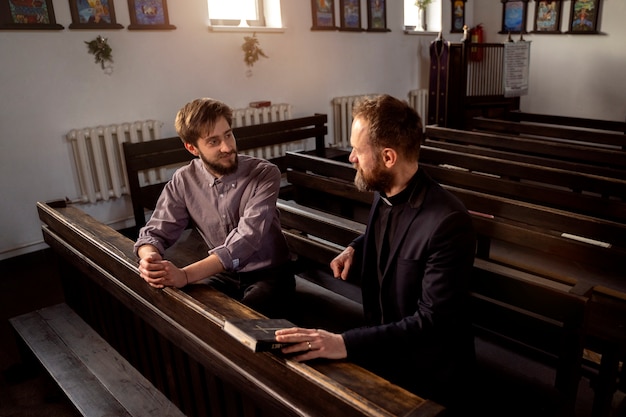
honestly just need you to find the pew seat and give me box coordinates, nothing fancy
[10,303,185,417]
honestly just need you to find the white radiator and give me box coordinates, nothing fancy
[67,104,294,204]
[332,94,378,148]
[232,103,291,128]
[67,120,163,204]
[232,103,294,160]
[408,88,429,129]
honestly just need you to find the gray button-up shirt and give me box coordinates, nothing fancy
[134,155,289,272]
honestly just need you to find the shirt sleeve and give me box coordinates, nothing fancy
[210,162,283,271]
[133,175,190,257]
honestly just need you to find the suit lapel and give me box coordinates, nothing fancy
[381,170,429,277]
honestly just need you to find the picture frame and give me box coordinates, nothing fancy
[0,0,63,30]
[339,0,361,31]
[450,0,467,33]
[366,0,389,32]
[311,0,336,31]
[567,0,600,34]
[499,0,528,34]
[68,0,124,29]
[532,0,562,33]
[127,0,175,30]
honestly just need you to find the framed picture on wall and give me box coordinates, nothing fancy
[311,0,336,30]
[450,0,467,33]
[128,0,176,30]
[0,0,63,30]
[532,0,562,33]
[68,0,124,29]
[339,0,361,31]
[366,0,389,32]
[567,0,601,34]
[499,0,528,34]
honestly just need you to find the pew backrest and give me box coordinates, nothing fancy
[425,125,626,174]
[470,116,626,149]
[285,151,372,223]
[505,111,626,135]
[418,145,626,223]
[424,138,626,180]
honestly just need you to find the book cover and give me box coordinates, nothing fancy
[223,318,295,352]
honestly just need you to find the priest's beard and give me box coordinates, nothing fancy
[354,158,392,193]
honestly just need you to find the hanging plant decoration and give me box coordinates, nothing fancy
[85,35,113,74]
[414,0,433,9]
[241,32,268,77]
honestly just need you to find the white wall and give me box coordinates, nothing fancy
[0,0,624,260]
[0,0,433,260]
[471,0,626,120]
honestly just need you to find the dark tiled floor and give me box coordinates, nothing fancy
[0,249,624,417]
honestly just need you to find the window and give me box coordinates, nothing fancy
[404,0,442,32]
[207,0,283,30]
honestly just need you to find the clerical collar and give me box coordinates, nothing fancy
[380,170,420,207]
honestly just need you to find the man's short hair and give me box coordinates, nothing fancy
[352,94,423,161]
[175,98,234,145]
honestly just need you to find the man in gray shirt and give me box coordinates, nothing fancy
[135,98,294,317]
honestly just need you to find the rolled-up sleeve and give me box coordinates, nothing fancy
[210,162,284,271]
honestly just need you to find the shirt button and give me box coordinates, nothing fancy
[219,194,223,198]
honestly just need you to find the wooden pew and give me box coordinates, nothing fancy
[504,110,626,135]
[470,116,626,150]
[119,130,594,414]
[36,200,445,417]
[585,287,626,417]
[284,151,372,223]
[121,130,625,416]
[283,150,626,416]
[277,199,364,300]
[273,197,589,416]
[424,125,626,178]
[418,145,626,224]
[285,149,626,249]
[122,114,331,229]
[423,137,626,181]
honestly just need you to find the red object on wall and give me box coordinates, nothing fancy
[469,24,484,61]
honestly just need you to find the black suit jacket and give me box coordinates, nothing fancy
[342,168,476,404]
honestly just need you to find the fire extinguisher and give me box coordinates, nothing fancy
[469,24,484,62]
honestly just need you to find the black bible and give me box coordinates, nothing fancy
[223,318,296,352]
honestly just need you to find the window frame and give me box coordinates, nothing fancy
[208,0,284,32]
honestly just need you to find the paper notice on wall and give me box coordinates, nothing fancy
[503,41,530,98]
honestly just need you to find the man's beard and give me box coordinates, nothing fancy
[200,151,238,176]
[354,160,392,192]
